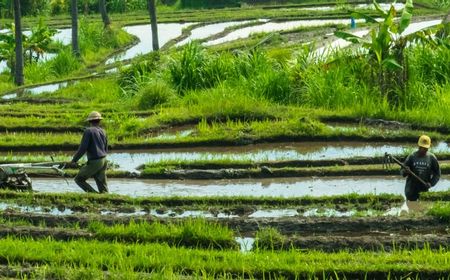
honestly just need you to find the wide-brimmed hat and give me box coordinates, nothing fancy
[86,111,103,121]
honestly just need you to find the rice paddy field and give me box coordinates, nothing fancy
[0,0,449,278]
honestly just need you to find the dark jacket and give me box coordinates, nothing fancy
[72,126,108,162]
[401,151,440,191]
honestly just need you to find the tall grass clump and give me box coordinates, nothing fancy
[88,219,238,249]
[254,227,286,251]
[24,61,53,83]
[293,49,389,115]
[169,42,232,94]
[180,85,275,120]
[49,49,81,77]
[118,52,160,96]
[136,79,177,109]
[427,202,450,222]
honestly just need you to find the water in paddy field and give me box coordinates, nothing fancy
[106,23,192,63]
[30,175,450,197]
[1,81,74,100]
[106,141,449,172]
[175,21,254,46]
[203,19,365,46]
[3,141,450,172]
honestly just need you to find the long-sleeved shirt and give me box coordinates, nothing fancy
[401,151,440,190]
[72,126,108,162]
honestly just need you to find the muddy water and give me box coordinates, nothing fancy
[204,19,365,46]
[106,23,192,64]
[3,141,449,172]
[1,81,75,100]
[107,141,448,171]
[30,175,450,197]
[175,21,253,46]
[274,3,404,11]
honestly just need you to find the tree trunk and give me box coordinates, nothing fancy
[13,0,24,86]
[71,0,80,57]
[148,0,159,51]
[99,0,111,28]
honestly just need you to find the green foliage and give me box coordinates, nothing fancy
[118,52,160,95]
[49,48,81,77]
[89,219,237,249]
[179,0,240,9]
[79,19,126,51]
[137,79,177,110]
[169,42,235,94]
[427,202,450,222]
[255,227,286,250]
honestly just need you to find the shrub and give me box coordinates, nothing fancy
[137,79,177,110]
[50,49,81,77]
[118,53,160,95]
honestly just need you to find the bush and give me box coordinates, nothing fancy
[169,42,232,94]
[50,49,81,77]
[118,53,160,95]
[137,79,176,110]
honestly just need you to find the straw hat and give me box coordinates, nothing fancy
[86,111,103,121]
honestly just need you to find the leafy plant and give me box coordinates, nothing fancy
[334,0,430,106]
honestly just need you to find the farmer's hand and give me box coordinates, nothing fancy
[403,166,412,174]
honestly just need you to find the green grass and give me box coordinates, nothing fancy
[89,219,238,249]
[0,190,404,209]
[427,202,450,222]
[1,237,450,278]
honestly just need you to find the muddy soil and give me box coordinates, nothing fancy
[258,234,450,252]
[0,224,92,241]
[1,212,446,235]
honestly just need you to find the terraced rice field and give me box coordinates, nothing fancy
[0,0,449,278]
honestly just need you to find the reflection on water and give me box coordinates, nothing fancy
[2,141,449,172]
[106,23,192,64]
[204,19,364,46]
[176,21,252,46]
[30,175,450,197]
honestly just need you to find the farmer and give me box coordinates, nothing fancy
[401,135,440,201]
[68,111,108,193]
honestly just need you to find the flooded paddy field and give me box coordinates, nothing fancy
[27,175,450,197]
[4,141,449,171]
[0,1,447,277]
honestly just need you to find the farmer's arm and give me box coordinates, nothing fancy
[400,155,413,177]
[430,155,441,187]
[72,130,91,162]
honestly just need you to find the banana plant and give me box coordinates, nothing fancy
[334,0,427,105]
[25,18,57,63]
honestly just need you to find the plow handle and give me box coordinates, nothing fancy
[386,153,429,187]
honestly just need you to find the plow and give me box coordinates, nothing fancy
[0,162,66,191]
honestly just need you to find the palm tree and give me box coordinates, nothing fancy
[99,0,111,28]
[71,0,80,57]
[13,0,23,85]
[148,0,159,50]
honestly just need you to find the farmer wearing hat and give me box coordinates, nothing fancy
[401,135,440,201]
[69,111,108,193]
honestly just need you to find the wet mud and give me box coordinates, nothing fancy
[258,234,450,252]
[1,212,446,235]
